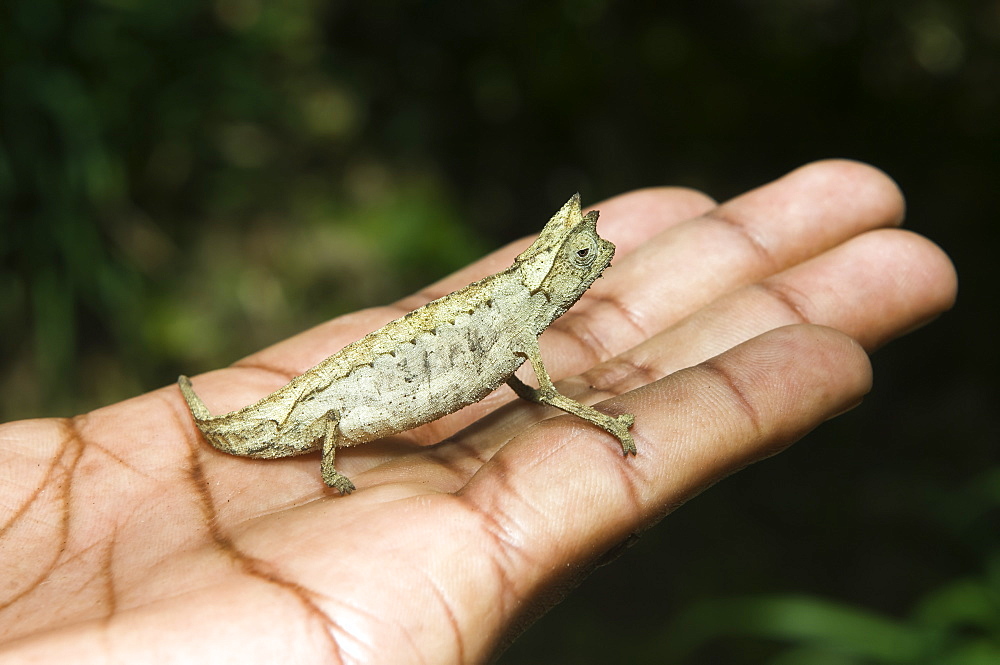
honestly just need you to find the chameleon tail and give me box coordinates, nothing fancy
[177,375,213,420]
[177,375,255,456]
[177,375,283,458]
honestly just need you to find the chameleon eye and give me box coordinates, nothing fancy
[570,234,598,268]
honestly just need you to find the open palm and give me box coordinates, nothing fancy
[0,161,956,664]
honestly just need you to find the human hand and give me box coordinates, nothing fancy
[0,160,956,664]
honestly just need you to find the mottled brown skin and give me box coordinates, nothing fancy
[179,194,635,493]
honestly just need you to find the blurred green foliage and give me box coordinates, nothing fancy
[0,0,486,418]
[658,550,1000,663]
[1,0,997,663]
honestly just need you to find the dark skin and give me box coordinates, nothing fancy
[0,160,956,663]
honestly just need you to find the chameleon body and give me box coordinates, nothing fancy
[179,194,636,493]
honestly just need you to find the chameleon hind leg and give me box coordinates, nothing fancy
[508,337,636,455]
[319,417,357,494]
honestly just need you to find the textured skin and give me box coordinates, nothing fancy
[178,194,636,493]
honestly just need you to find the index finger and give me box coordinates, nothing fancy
[544,160,904,380]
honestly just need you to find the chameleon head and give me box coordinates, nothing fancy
[515,193,616,314]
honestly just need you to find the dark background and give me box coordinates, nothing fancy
[1,1,996,662]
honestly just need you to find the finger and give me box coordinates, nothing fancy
[542,159,905,377]
[457,326,872,624]
[756,229,957,352]
[584,228,958,384]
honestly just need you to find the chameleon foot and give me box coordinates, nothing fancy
[610,413,637,456]
[323,470,356,495]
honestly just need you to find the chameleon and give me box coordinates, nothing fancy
[178,193,636,494]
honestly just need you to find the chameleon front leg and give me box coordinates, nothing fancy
[319,417,357,494]
[507,337,636,455]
